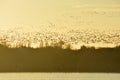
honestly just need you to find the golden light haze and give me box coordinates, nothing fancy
[0,0,120,29]
[0,0,120,50]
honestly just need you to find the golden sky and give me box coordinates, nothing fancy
[0,0,120,29]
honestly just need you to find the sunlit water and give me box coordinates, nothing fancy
[0,73,120,80]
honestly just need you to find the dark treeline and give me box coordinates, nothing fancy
[0,45,120,73]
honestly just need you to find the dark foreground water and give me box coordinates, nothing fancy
[0,45,120,73]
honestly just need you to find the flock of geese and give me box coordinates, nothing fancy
[0,26,120,50]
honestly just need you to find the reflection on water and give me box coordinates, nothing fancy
[0,73,120,80]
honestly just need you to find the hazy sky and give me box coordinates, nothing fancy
[0,0,120,29]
